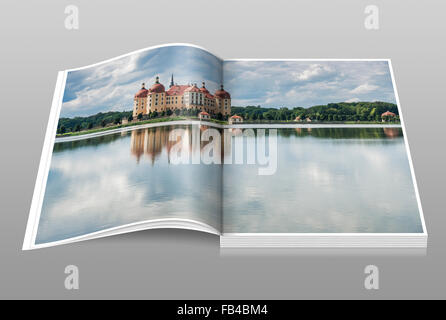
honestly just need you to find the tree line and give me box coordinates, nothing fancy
[231,101,399,122]
[57,111,132,134]
[57,109,229,134]
[57,101,399,134]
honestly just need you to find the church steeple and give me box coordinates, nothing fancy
[170,74,174,88]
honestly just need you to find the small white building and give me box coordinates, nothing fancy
[229,115,243,124]
[198,111,210,120]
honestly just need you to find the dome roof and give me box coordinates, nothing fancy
[135,83,149,98]
[199,82,210,94]
[149,76,165,93]
[215,85,230,99]
[150,83,165,93]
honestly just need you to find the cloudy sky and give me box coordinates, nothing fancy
[61,44,396,118]
[61,45,223,117]
[224,60,396,108]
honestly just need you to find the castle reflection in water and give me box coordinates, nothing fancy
[129,125,402,165]
[129,125,217,164]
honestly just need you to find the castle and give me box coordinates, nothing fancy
[133,75,231,118]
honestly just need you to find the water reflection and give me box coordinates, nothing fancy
[37,125,222,244]
[37,125,422,245]
[223,127,422,234]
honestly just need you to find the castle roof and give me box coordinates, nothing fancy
[199,82,210,94]
[215,85,230,99]
[135,83,149,98]
[185,84,200,93]
[150,83,165,93]
[166,85,190,96]
[149,76,165,93]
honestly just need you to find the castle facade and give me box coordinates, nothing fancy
[133,75,231,118]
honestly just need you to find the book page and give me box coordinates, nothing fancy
[24,44,226,249]
[221,60,425,240]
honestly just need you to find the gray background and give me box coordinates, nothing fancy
[0,0,444,299]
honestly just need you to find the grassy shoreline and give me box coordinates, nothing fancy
[56,116,229,137]
[56,116,400,138]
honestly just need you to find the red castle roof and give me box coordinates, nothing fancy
[134,83,149,98]
[148,76,165,93]
[166,85,190,96]
[135,78,229,101]
[149,83,165,93]
[215,85,230,99]
[199,82,210,94]
[185,84,200,93]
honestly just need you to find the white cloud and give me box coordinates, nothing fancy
[291,64,333,81]
[62,81,137,113]
[350,83,379,94]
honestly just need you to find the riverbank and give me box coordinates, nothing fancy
[55,118,402,143]
[56,116,229,138]
[57,116,400,138]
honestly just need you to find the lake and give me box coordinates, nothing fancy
[35,125,423,244]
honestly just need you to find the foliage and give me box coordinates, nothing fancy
[231,101,399,122]
[56,111,133,134]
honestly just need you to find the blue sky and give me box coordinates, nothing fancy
[61,44,396,118]
[224,60,396,108]
[61,45,223,117]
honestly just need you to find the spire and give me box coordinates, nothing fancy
[220,84,224,90]
[142,83,145,88]
[170,74,174,88]
[155,76,159,84]
[202,81,205,88]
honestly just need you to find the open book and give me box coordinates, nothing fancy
[23,44,427,250]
